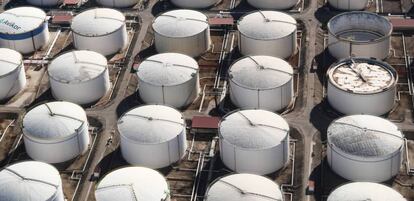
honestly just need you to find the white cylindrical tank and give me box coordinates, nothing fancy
[229,56,294,112]
[152,10,211,57]
[327,182,407,201]
[328,11,392,60]
[328,0,369,10]
[27,0,61,7]
[118,105,187,169]
[327,58,397,115]
[327,115,404,182]
[247,0,299,9]
[96,167,170,201]
[170,0,220,9]
[96,0,139,7]
[0,7,50,54]
[0,48,26,100]
[137,53,200,108]
[0,161,64,201]
[22,101,90,164]
[206,173,284,201]
[238,11,297,58]
[48,50,110,105]
[71,8,127,56]
[219,110,290,175]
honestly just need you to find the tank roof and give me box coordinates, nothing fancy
[0,48,22,77]
[0,7,46,34]
[71,8,125,36]
[327,182,407,201]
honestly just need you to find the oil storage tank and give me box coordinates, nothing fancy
[327,115,404,182]
[96,167,170,201]
[152,9,210,57]
[0,161,64,201]
[328,0,369,10]
[327,58,397,115]
[170,0,220,9]
[22,101,90,164]
[71,8,127,56]
[27,0,62,7]
[328,12,392,60]
[118,105,187,169]
[219,110,290,175]
[0,7,50,54]
[96,0,139,7]
[0,48,26,101]
[247,0,299,10]
[229,55,294,112]
[238,11,297,58]
[48,50,110,105]
[205,174,284,201]
[327,182,407,201]
[137,53,200,108]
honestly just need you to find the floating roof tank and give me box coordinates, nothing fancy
[137,53,200,108]
[327,58,397,115]
[0,48,26,100]
[71,8,127,56]
[48,50,110,105]
[0,161,64,201]
[152,9,211,57]
[238,11,297,58]
[206,173,284,201]
[96,0,139,7]
[328,0,369,10]
[118,105,187,169]
[327,115,404,182]
[95,167,170,201]
[27,0,61,7]
[170,0,220,9]
[328,182,407,201]
[0,7,50,54]
[219,110,290,175]
[229,55,294,111]
[22,101,90,164]
[247,0,299,9]
[327,11,392,60]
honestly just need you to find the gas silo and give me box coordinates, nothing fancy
[137,53,200,108]
[118,105,187,169]
[219,110,290,175]
[328,0,369,10]
[27,0,61,7]
[328,11,392,60]
[247,0,299,9]
[170,0,220,9]
[229,55,294,112]
[327,58,397,115]
[48,50,110,105]
[238,11,297,58]
[96,0,139,7]
[0,7,50,54]
[0,48,26,100]
[152,9,211,57]
[206,173,284,201]
[22,101,90,164]
[71,8,127,56]
[0,161,64,201]
[327,182,407,201]
[327,115,404,182]
[96,167,170,201]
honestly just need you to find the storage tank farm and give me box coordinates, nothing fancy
[0,48,26,101]
[0,7,50,54]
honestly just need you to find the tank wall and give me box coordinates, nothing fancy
[170,0,220,8]
[246,0,299,9]
[23,124,90,164]
[328,0,369,10]
[27,0,61,6]
[219,136,289,175]
[50,69,111,105]
[120,131,187,169]
[96,0,139,7]
[154,28,211,58]
[54,184,65,201]
[0,23,50,54]
[239,31,297,58]
[73,25,127,56]
[0,65,26,100]
[327,81,396,115]
[327,145,402,182]
[229,79,293,111]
